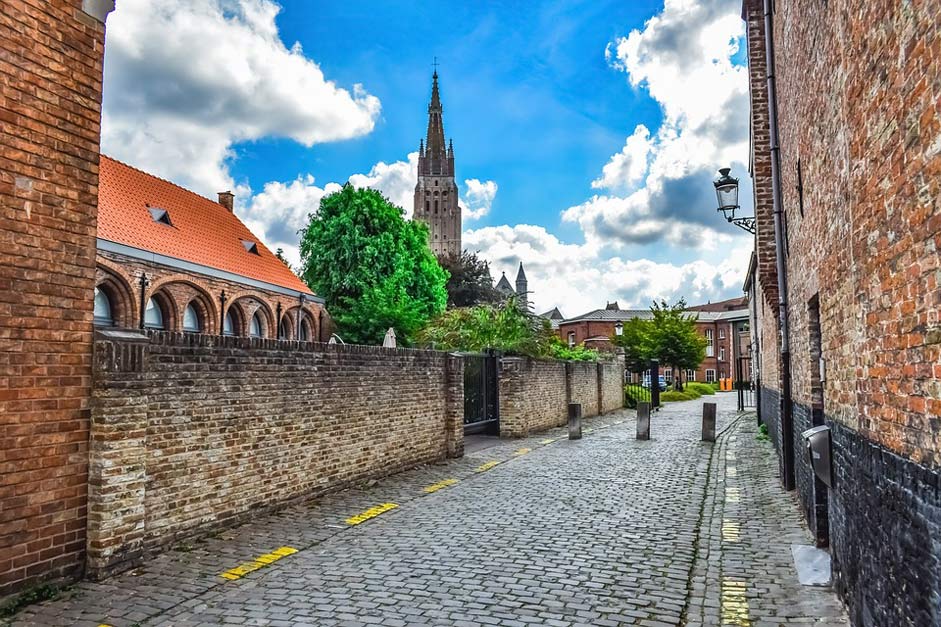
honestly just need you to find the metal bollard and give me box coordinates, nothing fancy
[636,402,650,440]
[568,403,582,440]
[702,402,717,442]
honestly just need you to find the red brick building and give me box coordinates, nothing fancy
[557,299,750,384]
[743,0,941,623]
[94,156,327,340]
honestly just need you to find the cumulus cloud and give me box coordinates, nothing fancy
[101,0,381,196]
[462,179,498,220]
[348,153,420,217]
[465,224,751,315]
[575,0,750,251]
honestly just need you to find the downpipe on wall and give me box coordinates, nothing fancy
[764,0,796,491]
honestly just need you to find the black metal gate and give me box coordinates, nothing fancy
[463,352,499,435]
[736,356,756,411]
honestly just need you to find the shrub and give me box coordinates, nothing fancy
[682,387,702,399]
[660,390,697,402]
[624,385,652,408]
[687,382,716,396]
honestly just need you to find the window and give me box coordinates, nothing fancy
[434,199,439,213]
[278,318,289,340]
[241,240,260,255]
[299,319,310,342]
[719,327,725,339]
[144,297,164,329]
[93,286,113,326]
[719,347,725,361]
[182,303,201,332]
[705,329,714,357]
[664,370,673,383]
[686,369,696,381]
[223,310,236,336]
[425,200,430,212]
[249,312,263,338]
[567,332,575,347]
[705,369,716,383]
[148,206,172,226]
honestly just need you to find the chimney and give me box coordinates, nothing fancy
[218,191,234,212]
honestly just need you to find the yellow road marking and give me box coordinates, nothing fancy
[722,519,741,542]
[423,478,458,493]
[540,438,555,444]
[219,546,298,581]
[345,502,398,525]
[475,460,500,472]
[584,428,594,434]
[514,448,531,456]
[726,487,741,503]
[721,577,751,626]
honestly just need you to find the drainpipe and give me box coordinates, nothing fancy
[764,0,795,491]
[138,272,148,329]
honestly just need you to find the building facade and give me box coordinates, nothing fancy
[413,71,461,257]
[556,300,750,384]
[94,157,327,341]
[743,0,941,623]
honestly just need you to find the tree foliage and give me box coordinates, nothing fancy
[438,250,500,308]
[417,297,598,361]
[611,299,707,389]
[299,184,448,345]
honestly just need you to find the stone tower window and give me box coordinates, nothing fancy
[426,200,430,212]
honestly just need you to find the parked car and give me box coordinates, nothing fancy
[642,374,669,392]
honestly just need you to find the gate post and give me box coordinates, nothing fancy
[650,359,660,408]
[445,353,465,458]
[568,403,582,440]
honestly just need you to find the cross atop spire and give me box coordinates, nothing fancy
[432,56,440,75]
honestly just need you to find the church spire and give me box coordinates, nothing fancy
[424,71,448,174]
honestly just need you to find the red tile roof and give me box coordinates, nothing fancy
[97,155,313,295]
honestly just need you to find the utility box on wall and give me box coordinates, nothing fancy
[801,425,832,488]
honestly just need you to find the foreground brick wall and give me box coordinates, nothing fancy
[498,357,623,438]
[0,0,112,599]
[87,332,462,578]
[746,0,941,622]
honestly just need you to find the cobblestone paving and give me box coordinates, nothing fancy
[7,394,848,626]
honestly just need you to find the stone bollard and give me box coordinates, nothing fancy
[636,402,650,440]
[702,402,717,442]
[568,403,582,440]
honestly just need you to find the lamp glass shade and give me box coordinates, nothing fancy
[614,322,624,336]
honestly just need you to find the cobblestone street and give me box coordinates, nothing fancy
[7,394,847,627]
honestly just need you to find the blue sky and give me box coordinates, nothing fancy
[101,0,753,314]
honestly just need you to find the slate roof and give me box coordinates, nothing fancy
[97,156,313,295]
[560,307,748,324]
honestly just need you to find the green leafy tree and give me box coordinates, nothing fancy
[646,299,707,390]
[438,250,501,308]
[299,184,448,344]
[611,317,655,372]
[417,297,593,360]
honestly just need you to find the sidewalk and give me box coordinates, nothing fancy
[5,393,848,626]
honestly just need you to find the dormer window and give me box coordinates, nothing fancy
[241,240,260,255]
[148,206,172,226]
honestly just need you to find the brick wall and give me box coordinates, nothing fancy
[86,331,463,579]
[498,356,623,438]
[745,0,941,621]
[0,0,112,599]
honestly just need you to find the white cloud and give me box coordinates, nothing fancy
[101,0,381,196]
[592,125,652,191]
[462,179,498,220]
[465,224,750,315]
[347,153,419,217]
[578,0,750,251]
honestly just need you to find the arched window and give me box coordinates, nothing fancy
[278,318,289,340]
[144,296,165,329]
[182,303,201,332]
[249,312,262,338]
[93,286,113,326]
[299,317,310,342]
[223,310,236,336]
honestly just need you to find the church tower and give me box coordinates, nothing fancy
[414,70,461,257]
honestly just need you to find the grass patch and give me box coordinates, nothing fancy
[0,583,63,618]
[757,423,770,442]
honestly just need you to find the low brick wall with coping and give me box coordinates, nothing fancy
[87,330,463,580]
[498,355,625,438]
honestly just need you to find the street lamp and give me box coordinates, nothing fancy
[614,321,624,336]
[713,167,755,234]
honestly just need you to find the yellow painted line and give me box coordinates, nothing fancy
[475,460,500,472]
[540,438,555,445]
[513,447,531,456]
[345,502,398,525]
[727,466,738,477]
[584,428,594,434]
[219,546,298,580]
[721,577,751,626]
[721,519,741,542]
[726,487,741,503]
[423,478,458,493]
